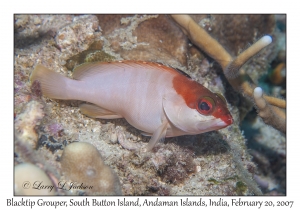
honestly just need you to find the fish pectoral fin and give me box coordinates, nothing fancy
[79,103,122,119]
[144,119,169,152]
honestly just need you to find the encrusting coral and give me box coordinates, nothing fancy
[60,142,122,195]
[171,15,286,133]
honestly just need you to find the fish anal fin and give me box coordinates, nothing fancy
[79,103,122,119]
[144,120,169,152]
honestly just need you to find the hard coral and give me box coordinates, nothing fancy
[269,63,286,85]
[60,142,122,195]
[15,163,56,195]
[192,15,275,54]
[191,14,276,81]
[14,100,44,147]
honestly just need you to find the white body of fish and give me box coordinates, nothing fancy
[30,61,232,150]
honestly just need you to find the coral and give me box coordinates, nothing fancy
[190,14,276,82]
[224,36,273,79]
[191,15,275,53]
[14,100,44,147]
[60,142,122,195]
[14,163,56,195]
[253,87,285,133]
[268,63,286,85]
[14,135,62,194]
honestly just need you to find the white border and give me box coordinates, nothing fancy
[3,0,298,209]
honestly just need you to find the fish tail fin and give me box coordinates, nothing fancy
[30,65,73,100]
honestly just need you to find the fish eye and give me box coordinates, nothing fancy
[200,101,210,110]
[197,97,215,115]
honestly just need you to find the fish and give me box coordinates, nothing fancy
[30,60,233,151]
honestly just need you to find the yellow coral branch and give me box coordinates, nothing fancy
[264,95,286,109]
[253,88,286,133]
[225,36,272,79]
[171,15,232,69]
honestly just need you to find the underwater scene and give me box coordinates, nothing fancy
[14,14,286,196]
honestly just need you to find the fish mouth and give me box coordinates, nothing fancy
[195,118,229,132]
[220,114,234,126]
[207,114,233,129]
[214,120,227,128]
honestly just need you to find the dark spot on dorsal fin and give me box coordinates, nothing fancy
[175,68,192,79]
[154,61,192,79]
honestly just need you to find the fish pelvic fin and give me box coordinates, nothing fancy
[144,119,168,152]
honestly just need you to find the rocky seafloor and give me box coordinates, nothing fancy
[14,14,286,195]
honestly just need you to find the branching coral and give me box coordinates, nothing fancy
[253,87,286,133]
[171,15,286,133]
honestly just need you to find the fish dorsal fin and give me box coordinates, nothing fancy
[155,62,192,78]
[72,62,106,80]
[175,68,192,79]
[73,60,182,80]
[79,103,122,119]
